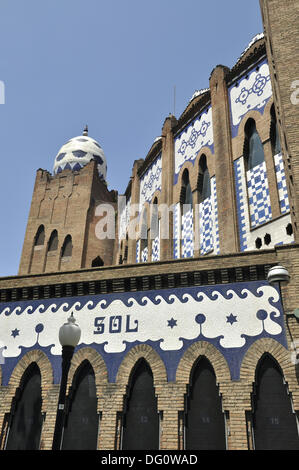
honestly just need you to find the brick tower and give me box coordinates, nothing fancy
[18,127,117,274]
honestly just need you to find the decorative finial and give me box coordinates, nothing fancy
[83,125,88,136]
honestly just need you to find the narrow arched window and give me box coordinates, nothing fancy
[244,119,265,170]
[123,234,128,263]
[5,363,43,450]
[270,105,281,156]
[252,355,299,450]
[48,230,58,252]
[180,169,194,258]
[197,155,211,202]
[185,357,226,450]
[34,225,45,247]
[91,256,104,267]
[181,169,193,207]
[122,359,159,450]
[61,235,72,258]
[62,361,98,450]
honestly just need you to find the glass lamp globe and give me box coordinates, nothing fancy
[59,313,81,347]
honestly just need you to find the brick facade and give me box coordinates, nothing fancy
[0,0,298,451]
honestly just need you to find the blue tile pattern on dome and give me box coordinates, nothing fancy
[274,152,290,214]
[53,132,107,180]
[229,58,272,138]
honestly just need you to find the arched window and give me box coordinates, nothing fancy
[197,155,211,202]
[185,357,226,450]
[62,361,98,450]
[34,225,45,247]
[270,105,281,155]
[91,256,104,267]
[122,359,159,450]
[244,119,265,170]
[181,169,193,207]
[180,170,194,258]
[151,197,160,262]
[48,230,58,252]
[5,363,43,450]
[252,355,299,450]
[61,235,72,258]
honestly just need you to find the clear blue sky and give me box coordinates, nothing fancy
[0,0,263,277]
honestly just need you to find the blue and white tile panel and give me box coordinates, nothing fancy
[141,246,148,263]
[198,177,219,256]
[212,177,220,255]
[274,152,290,214]
[173,203,181,259]
[139,154,162,210]
[0,281,288,383]
[229,58,272,138]
[136,239,141,263]
[118,196,131,242]
[247,161,272,228]
[182,208,194,258]
[199,198,213,255]
[174,106,214,185]
[151,220,160,262]
[234,156,294,250]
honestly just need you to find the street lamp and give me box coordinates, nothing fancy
[52,312,81,450]
[267,265,290,285]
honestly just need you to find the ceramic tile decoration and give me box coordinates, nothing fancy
[139,154,162,209]
[229,58,272,138]
[246,161,272,228]
[53,135,107,180]
[234,156,294,250]
[174,106,214,185]
[274,152,290,214]
[0,281,287,383]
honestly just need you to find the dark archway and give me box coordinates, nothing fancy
[61,361,99,450]
[185,357,226,450]
[91,256,104,267]
[122,359,159,450]
[252,354,299,450]
[5,363,43,450]
[244,118,265,171]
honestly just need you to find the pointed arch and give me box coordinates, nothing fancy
[34,225,45,247]
[176,341,231,386]
[270,104,281,156]
[61,360,99,450]
[5,362,43,450]
[197,154,211,202]
[243,118,265,171]
[185,356,226,450]
[91,256,104,267]
[116,344,167,387]
[252,353,299,449]
[8,350,53,412]
[61,234,72,258]
[122,358,159,450]
[47,229,58,252]
[67,347,108,402]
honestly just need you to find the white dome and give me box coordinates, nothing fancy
[53,128,107,181]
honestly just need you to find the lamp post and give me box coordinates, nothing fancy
[52,313,81,450]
